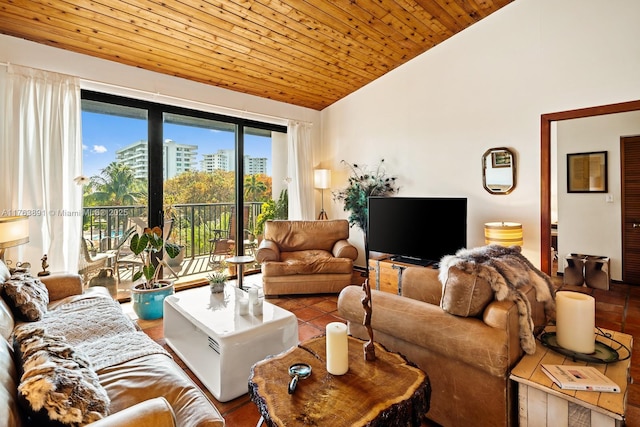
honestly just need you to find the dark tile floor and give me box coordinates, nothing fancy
[135,276,640,427]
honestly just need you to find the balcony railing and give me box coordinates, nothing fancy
[83,202,263,259]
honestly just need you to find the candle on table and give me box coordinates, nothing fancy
[556,291,595,354]
[326,322,349,375]
[238,297,250,316]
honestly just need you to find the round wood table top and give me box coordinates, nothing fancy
[249,335,431,426]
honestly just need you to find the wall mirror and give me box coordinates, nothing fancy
[482,147,516,194]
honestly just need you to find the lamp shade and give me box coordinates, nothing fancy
[0,216,29,248]
[314,169,331,189]
[484,222,523,247]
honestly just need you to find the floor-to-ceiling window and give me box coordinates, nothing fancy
[81,90,286,285]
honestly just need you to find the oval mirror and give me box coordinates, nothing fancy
[482,147,516,195]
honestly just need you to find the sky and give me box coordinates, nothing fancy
[81,111,273,178]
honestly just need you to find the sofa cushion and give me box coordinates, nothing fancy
[264,220,350,252]
[0,260,11,283]
[262,250,353,276]
[439,266,494,317]
[0,336,22,427]
[14,324,110,426]
[3,274,49,321]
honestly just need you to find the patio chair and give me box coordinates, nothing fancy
[208,206,251,266]
[78,238,113,283]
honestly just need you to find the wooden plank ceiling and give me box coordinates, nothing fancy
[0,0,513,110]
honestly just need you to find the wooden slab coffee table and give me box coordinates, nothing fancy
[249,335,430,426]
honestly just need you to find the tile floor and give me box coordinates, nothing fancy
[128,273,640,427]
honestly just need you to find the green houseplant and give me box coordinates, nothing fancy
[333,159,399,265]
[207,271,228,293]
[125,225,181,320]
[255,189,288,236]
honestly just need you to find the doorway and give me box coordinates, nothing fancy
[621,135,640,284]
[540,100,640,276]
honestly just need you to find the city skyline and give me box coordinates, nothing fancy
[81,111,273,179]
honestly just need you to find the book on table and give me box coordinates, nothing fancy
[541,364,620,393]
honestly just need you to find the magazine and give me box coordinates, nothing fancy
[541,364,620,393]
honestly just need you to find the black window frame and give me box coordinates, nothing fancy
[81,90,287,254]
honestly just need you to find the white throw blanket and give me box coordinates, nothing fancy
[439,245,556,354]
[34,295,170,370]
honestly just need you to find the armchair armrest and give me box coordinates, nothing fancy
[332,239,358,260]
[256,239,280,263]
[88,397,176,427]
[39,273,83,301]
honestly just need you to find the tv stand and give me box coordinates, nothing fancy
[368,255,438,295]
[390,256,436,267]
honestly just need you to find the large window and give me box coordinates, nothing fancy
[81,90,286,283]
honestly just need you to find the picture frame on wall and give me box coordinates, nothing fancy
[491,150,511,168]
[567,151,608,193]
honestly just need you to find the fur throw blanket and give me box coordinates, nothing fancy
[14,324,110,426]
[439,245,556,354]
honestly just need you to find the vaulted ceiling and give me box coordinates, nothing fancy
[0,0,513,110]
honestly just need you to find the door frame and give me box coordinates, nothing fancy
[540,100,640,274]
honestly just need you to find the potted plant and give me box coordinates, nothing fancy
[127,225,181,320]
[207,271,228,293]
[333,159,399,267]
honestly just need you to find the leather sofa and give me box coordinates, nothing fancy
[0,260,224,427]
[255,220,358,296]
[338,264,552,427]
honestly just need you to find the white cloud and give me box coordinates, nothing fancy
[92,145,108,154]
[82,144,88,151]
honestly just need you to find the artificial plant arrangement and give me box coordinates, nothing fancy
[207,271,228,293]
[127,226,181,289]
[333,159,399,263]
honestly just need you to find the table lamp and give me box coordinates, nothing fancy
[0,216,30,263]
[314,169,331,220]
[484,221,523,247]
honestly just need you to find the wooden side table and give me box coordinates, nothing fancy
[249,335,430,426]
[510,327,632,427]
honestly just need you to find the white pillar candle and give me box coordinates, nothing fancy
[238,297,250,316]
[248,288,258,306]
[326,322,349,375]
[556,291,595,354]
[252,297,263,316]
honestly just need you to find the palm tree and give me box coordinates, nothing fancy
[244,174,268,202]
[86,162,145,206]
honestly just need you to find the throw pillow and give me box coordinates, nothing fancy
[440,265,494,317]
[14,324,110,426]
[2,273,49,321]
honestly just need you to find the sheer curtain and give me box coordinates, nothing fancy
[286,121,314,220]
[1,65,82,272]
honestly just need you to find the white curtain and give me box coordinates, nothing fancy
[286,121,314,220]
[1,65,82,272]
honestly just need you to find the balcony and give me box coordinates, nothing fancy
[83,202,263,299]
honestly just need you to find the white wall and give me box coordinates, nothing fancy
[556,112,640,280]
[322,0,640,268]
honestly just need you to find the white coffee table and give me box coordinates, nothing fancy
[163,285,298,402]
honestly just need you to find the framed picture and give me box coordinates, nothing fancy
[491,150,512,168]
[567,151,608,193]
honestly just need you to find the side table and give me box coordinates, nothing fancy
[225,255,254,290]
[249,335,431,426]
[510,327,632,427]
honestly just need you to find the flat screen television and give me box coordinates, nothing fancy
[367,196,467,266]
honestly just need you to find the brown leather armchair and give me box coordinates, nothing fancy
[255,220,358,296]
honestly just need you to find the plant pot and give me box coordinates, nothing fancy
[210,282,225,293]
[131,280,174,320]
[165,245,185,268]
